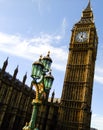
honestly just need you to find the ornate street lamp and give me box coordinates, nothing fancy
[23,51,54,130]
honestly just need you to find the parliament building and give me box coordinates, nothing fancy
[0,1,98,130]
[0,58,34,130]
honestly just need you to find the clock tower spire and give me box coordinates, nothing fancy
[56,1,98,130]
[81,0,93,21]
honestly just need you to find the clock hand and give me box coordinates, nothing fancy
[81,32,83,38]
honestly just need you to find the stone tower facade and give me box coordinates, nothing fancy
[57,1,98,130]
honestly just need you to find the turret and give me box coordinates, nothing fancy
[1,57,8,73]
[12,65,18,80]
[51,90,55,103]
[22,72,27,85]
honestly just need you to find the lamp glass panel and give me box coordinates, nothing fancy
[32,64,43,79]
[31,64,37,77]
[42,59,51,71]
[44,76,53,90]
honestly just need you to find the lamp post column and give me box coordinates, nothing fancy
[22,52,54,130]
[29,103,39,130]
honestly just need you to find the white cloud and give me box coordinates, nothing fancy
[91,114,103,130]
[94,75,103,84]
[62,17,68,35]
[1,31,103,83]
[32,0,50,14]
[94,67,103,84]
[32,0,42,13]
[0,32,67,71]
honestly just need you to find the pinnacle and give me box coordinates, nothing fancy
[85,0,91,11]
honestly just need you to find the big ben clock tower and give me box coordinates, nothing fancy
[56,1,98,130]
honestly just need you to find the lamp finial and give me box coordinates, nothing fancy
[47,51,50,57]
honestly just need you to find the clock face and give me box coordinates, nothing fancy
[76,31,88,42]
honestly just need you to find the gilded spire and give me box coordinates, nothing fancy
[85,0,91,11]
[79,0,94,23]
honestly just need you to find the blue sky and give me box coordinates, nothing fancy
[0,0,103,129]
